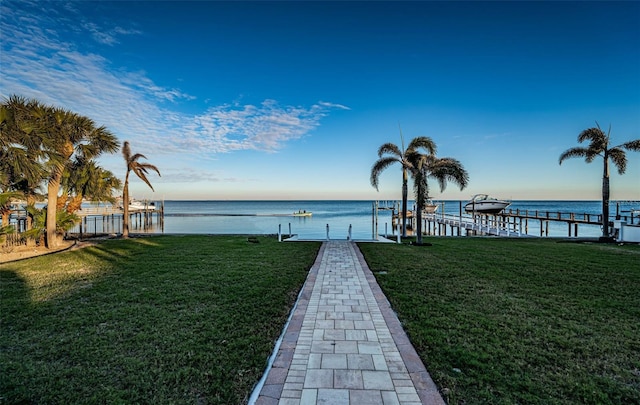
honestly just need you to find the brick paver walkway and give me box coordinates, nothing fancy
[253,241,444,405]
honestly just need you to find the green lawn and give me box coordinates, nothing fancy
[3,236,639,404]
[1,235,320,404]
[358,238,640,405]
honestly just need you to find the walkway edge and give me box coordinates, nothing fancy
[353,243,445,404]
[250,243,326,405]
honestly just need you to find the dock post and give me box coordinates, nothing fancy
[278,224,282,242]
[326,224,330,241]
[373,201,380,240]
[372,202,375,239]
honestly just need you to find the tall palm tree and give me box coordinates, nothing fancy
[408,150,469,245]
[371,134,436,237]
[38,106,119,248]
[122,141,160,238]
[559,123,640,239]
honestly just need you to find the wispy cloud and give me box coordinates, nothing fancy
[185,100,345,153]
[0,1,347,158]
[82,22,142,46]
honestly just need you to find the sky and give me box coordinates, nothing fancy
[1,1,639,201]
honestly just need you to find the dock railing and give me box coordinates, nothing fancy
[423,213,525,237]
[422,207,637,238]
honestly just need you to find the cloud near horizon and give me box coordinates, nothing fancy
[0,1,348,157]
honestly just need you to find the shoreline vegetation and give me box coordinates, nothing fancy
[2,235,639,404]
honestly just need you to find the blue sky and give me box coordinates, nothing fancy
[1,1,639,201]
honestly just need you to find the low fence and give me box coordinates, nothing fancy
[1,206,163,250]
[1,231,28,252]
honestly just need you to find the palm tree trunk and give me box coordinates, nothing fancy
[416,197,423,245]
[122,174,130,238]
[46,177,60,248]
[26,194,36,247]
[401,169,408,238]
[602,159,610,239]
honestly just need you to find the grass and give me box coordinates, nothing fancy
[358,238,640,404]
[0,235,321,404]
[3,235,639,404]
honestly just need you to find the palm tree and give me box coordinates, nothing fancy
[407,150,469,245]
[39,106,119,248]
[61,159,122,213]
[559,123,640,239]
[371,134,437,237]
[1,96,49,233]
[122,141,160,238]
[23,205,79,247]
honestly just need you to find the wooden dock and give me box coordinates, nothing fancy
[411,203,639,238]
[420,213,530,237]
[70,203,165,238]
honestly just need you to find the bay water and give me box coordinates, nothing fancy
[129,200,639,240]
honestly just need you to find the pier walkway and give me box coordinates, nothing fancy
[251,241,444,405]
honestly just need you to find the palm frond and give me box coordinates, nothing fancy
[407,136,436,155]
[577,127,607,146]
[429,157,469,192]
[0,224,16,237]
[370,157,400,189]
[558,147,589,164]
[584,146,602,163]
[130,153,149,164]
[377,143,402,158]
[621,139,640,152]
[89,126,119,154]
[0,191,24,207]
[137,162,161,176]
[130,162,161,191]
[608,147,628,174]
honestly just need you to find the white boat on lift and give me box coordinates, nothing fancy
[423,198,439,214]
[128,199,156,211]
[464,194,511,214]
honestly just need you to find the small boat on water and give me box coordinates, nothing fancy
[464,194,511,214]
[293,210,312,217]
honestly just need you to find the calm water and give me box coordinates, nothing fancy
[122,200,639,240]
